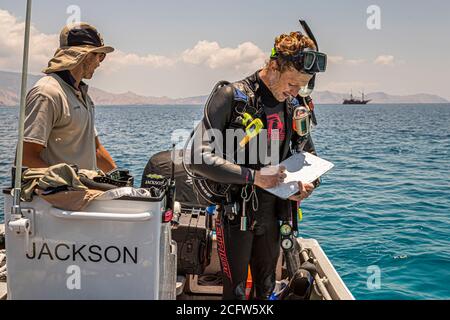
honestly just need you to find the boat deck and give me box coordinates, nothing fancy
[0,222,354,300]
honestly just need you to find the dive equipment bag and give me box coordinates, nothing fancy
[142,151,213,275]
[171,208,213,275]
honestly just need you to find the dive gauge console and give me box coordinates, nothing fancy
[281,238,294,250]
[280,222,295,250]
[280,223,292,236]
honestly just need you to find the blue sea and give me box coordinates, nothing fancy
[1,104,450,300]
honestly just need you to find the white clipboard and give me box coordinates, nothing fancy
[265,152,334,199]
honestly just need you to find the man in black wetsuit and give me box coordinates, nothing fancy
[189,31,325,300]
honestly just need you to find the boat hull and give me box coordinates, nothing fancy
[342,100,370,105]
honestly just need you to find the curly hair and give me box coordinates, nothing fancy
[268,32,317,72]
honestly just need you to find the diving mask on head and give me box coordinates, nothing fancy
[270,48,327,75]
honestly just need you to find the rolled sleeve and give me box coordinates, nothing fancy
[23,93,57,147]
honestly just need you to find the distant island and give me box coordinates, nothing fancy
[0,70,448,106]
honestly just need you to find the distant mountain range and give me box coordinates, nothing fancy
[0,70,448,106]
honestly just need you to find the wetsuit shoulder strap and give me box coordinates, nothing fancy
[227,74,263,125]
[231,81,254,105]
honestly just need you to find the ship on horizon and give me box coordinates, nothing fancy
[343,90,371,105]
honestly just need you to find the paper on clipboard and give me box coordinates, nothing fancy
[265,152,334,199]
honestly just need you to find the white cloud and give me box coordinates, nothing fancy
[111,51,175,67]
[0,9,267,77]
[0,9,58,73]
[1,9,418,100]
[181,40,266,71]
[101,41,266,75]
[328,55,345,64]
[374,55,395,66]
[330,54,400,67]
[328,55,365,66]
[346,59,366,66]
[101,50,176,73]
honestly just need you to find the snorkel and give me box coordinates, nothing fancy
[278,20,326,136]
[298,19,326,97]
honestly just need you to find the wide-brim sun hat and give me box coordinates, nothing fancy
[43,22,114,74]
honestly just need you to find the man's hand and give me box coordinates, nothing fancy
[288,181,315,201]
[254,165,286,189]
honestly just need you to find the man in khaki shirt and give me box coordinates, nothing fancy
[23,23,116,172]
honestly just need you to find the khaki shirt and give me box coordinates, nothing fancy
[23,73,98,170]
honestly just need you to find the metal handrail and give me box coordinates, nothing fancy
[11,0,33,219]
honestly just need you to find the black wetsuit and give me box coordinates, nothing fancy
[190,71,317,300]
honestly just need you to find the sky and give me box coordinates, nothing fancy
[1,0,449,99]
